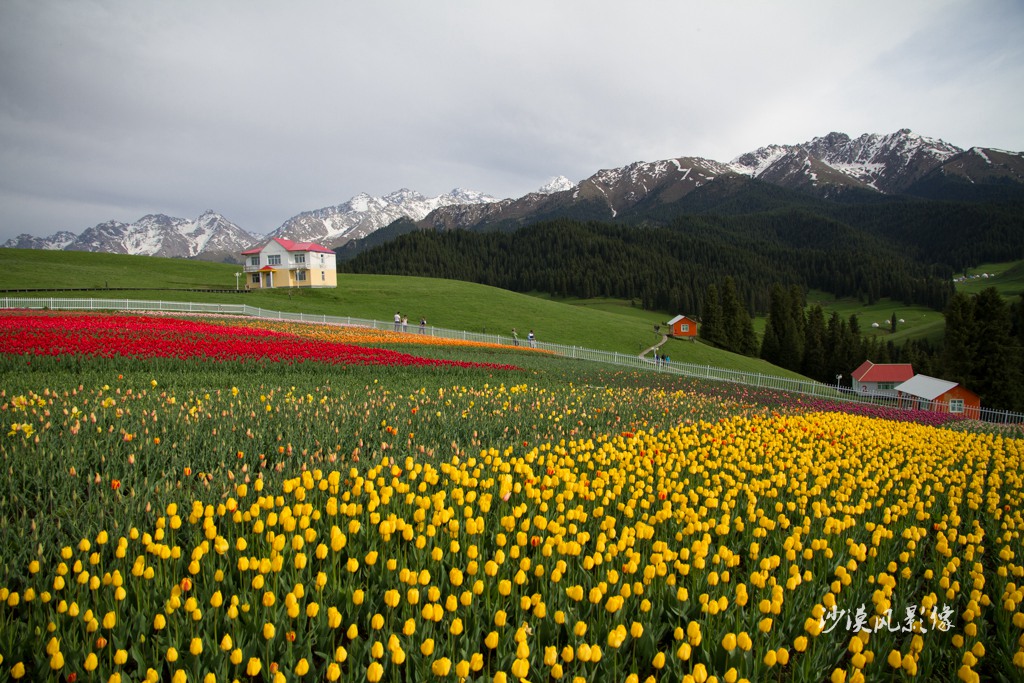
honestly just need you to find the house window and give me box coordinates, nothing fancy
[296,270,307,282]
[949,399,964,414]
[295,254,306,264]
[877,382,895,391]
[680,324,689,333]
[249,256,260,266]
[251,274,260,284]
[268,254,281,266]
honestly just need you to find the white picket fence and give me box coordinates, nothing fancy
[3,296,1022,425]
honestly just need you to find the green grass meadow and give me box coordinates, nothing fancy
[4,248,1019,378]
[0,249,807,379]
[956,260,1024,298]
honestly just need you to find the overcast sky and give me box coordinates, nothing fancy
[1,0,1022,241]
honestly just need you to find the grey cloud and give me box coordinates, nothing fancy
[1,0,1022,241]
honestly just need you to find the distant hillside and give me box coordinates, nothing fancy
[13,128,1021,265]
[342,175,1024,316]
[3,211,259,263]
[0,247,810,378]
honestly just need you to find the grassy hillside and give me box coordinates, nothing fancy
[798,290,946,344]
[0,248,808,379]
[956,259,1024,299]
[0,248,241,290]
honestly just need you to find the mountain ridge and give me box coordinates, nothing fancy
[6,129,1023,261]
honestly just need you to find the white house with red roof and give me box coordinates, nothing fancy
[850,360,915,396]
[241,238,337,289]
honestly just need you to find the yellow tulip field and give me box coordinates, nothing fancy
[0,312,1022,682]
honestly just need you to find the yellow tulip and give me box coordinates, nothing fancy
[246,658,262,676]
[432,658,452,676]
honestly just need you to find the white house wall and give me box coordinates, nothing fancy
[245,242,338,289]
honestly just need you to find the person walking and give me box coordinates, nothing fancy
[419,317,427,334]
[394,312,401,332]
[528,330,536,348]
[512,328,519,346]
[402,315,408,333]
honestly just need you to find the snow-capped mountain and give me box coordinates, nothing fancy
[414,129,1023,233]
[269,188,499,247]
[7,129,1023,260]
[2,231,78,251]
[3,211,259,262]
[537,176,574,194]
[729,129,964,194]
[418,156,734,229]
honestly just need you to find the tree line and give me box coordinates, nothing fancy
[341,215,955,315]
[742,283,1024,411]
[341,196,1024,409]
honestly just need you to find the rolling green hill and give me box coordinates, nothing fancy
[956,260,1024,299]
[0,248,809,379]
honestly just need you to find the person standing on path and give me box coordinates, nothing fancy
[420,318,427,334]
[512,328,519,346]
[402,315,408,333]
[528,330,536,348]
[394,312,401,332]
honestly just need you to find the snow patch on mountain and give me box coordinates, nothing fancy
[2,231,78,251]
[729,129,964,193]
[271,188,498,248]
[536,176,574,194]
[8,129,1021,260]
[2,211,259,262]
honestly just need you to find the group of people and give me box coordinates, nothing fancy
[393,312,428,334]
[393,312,537,347]
[511,328,536,348]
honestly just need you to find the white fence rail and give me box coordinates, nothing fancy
[3,297,1022,425]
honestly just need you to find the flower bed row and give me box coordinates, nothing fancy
[1,312,1022,682]
[0,312,522,371]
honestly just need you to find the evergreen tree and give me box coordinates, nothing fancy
[700,284,724,347]
[740,318,759,357]
[802,305,827,381]
[719,276,745,353]
[940,292,975,386]
[760,314,781,367]
[847,315,865,370]
[971,287,1022,410]
[787,284,806,362]
[825,311,848,383]
[761,284,801,371]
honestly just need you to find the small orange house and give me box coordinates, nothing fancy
[667,315,698,339]
[894,374,981,418]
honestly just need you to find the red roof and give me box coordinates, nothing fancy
[241,237,334,255]
[851,361,914,383]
